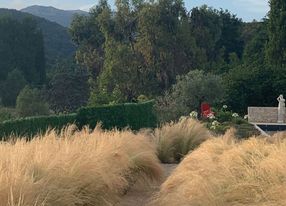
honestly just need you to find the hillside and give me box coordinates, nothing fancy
[0,8,76,67]
[21,5,88,27]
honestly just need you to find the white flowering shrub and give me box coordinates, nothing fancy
[207,113,215,120]
[190,111,198,119]
[232,113,239,118]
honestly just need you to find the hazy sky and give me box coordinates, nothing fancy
[0,0,269,22]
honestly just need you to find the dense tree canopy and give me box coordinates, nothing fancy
[16,86,50,117]
[266,0,286,67]
[70,1,246,107]
[0,69,27,107]
[47,68,90,113]
[0,16,45,84]
[156,70,224,122]
[1,0,286,120]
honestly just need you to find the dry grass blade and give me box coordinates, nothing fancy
[0,125,163,206]
[153,117,211,163]
[151,131,286,206]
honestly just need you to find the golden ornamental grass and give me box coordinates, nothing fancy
[151,130,286,206]
[0,125,163,206]
[153,117,211,163]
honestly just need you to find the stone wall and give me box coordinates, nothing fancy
[248,107,279,123]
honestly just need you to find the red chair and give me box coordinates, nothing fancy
[201,103,214,118]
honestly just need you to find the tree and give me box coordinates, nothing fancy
[266,0,286,67]
[224,64,275,113]
[70,0,108,79]
[189,6,243,72]
[156,70,224,122]
[0,69,27,107]
[47,69,90,113]
[135,0,197,91]
[16,86,49,117]
[0,16,45,84]
[89,0,153,104]
[242,22,268,65]
[189,5,223,69]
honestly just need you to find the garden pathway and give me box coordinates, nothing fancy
[118,164,177,206]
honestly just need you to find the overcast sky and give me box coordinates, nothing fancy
[0,0,269,22]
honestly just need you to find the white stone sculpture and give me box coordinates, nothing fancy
[277,94,285,123]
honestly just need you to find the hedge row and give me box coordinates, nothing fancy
[0,114,77,139]
[0,101,157,139]
[77,101,157,130]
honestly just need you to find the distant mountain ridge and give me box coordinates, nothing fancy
[21,5,88,27]
[0,8,76,67]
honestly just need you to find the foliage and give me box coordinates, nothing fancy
[153,117,210,163]
[242,21,268,65]
[266,0,286,67]
[156,70,224,123]
[0,114,76,139]
[0,101,157,138]
[0,8,76,68]
[224,64,276,113]
[77,100,157,130]
[155,91,188,123]
[16,86,50,117]
[152,132,286,206]
[0,16,45,84]
[70,1,107,78]
[137,95,149,103]
[204,105,258,138]
[0,107,17,122]
[135,0,198,91]
[190,6,243,69]
[0,69,27,107]
[47,68,90,113]
[0,126,163,205]
[70,2,245,104]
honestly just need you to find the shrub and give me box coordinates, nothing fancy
[16,86,50,117]
[153,117,211,163]
[77,100,157,130]
[0,126,163,206]
[0,114,76,139]
[155,70,225,123]
[0,69,27,107]
[47,69,90,113]
[137,94,149,103]
[152,131,286,206]
[0,107,17,122]
[215,109,233,122]
[0,101,157,139]
[206,121,259,138]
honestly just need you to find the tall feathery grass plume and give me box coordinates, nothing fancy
[0,125,163,206]
[151,130,286,206]
[153,117,211,163]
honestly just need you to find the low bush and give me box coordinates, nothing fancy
[153,117,211,163]
[77,100,157,130]
[151,131,286,206]
[0,101,157,139]
[0,114,76,139]
[0,126,163,206]
[206,121,259,138]
[0,107,17,122]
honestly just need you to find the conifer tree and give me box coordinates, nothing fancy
[266,0,286,67]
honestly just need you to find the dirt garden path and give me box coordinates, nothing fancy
[118,164,178,206]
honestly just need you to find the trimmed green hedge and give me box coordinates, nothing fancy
[77,100,157,130]
[0,101,157,139]
[0,114,77,139]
